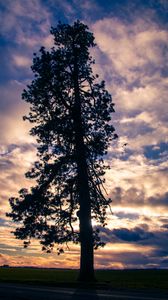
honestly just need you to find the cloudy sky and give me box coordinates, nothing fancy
[0,0,168,269]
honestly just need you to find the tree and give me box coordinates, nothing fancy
[7,21,117,282]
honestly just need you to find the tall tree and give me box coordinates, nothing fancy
[7,21,117,281]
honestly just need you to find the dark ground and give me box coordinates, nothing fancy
[0,283,168,300]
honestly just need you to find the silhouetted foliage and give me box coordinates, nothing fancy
[7,21,117,281]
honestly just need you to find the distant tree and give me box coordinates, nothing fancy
[7,21,117,282]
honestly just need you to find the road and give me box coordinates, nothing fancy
[0,283,168,300]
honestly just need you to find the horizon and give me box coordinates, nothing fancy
[1,265,167,270]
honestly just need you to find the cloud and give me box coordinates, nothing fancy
[12,55,32,68]
[115,211,140,220]
[0,78,37,221]
[0,159,15,171]
[91,18,168,225]
[0,144,18,157]
[0,0,53,81]
[0,0,51,40]
[109,186,168,210]
[92,16,168,152]
[161,224,168,229]
[0,244,80,268]
[0,1,167,269]
[0,218,11,228]
[0,253,9,265]
[0,141,37,220]
[98,225,154,243]
[112,227,154,243]
[93,17,168,80]
[94,223,168,268]
[148,192,168,207]
[0,143,36,158]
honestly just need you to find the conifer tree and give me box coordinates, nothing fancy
[7,21,117,281]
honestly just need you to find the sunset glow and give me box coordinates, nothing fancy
[0,0,168,269]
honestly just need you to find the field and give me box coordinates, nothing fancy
[0,268,168,290]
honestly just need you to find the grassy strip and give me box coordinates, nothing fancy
[0,268,168,290]
[96,269,168,290]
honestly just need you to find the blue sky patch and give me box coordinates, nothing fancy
[144,142,168,160]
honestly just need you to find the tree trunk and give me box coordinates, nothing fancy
[76,140,95,282]
[73,49,95,282]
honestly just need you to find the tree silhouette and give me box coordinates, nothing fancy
[7,21,117,281]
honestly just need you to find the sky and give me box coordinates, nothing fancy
[0,0,168,269]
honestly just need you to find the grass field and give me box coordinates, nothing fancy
[0,268,168,290]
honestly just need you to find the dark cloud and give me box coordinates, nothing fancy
[152,248,168,257]
[160,217,168,223]
[110,187,168,209]
[97,225,154,243]
[110,187,145,206]
[106,147,135,162]
[161,258,168,264]
[0,243,21,251]
[0,144,18,157]
[151,231,168,248]
[148,192,168,207]
[19,143,37,153]
[0,218,11,228]
[96,249,152,269]
[115,211,139,220]
[161,224,168,229]
[99,224,168,251]
[0,159,15,171]
[0,143,36,158]
[110,187,123,204]
[96,224,168,268]
[142,216,152,222]
[112,227,154,242]
[89,0,168,26]
[119,122,154,139]
[0,45,14,84]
